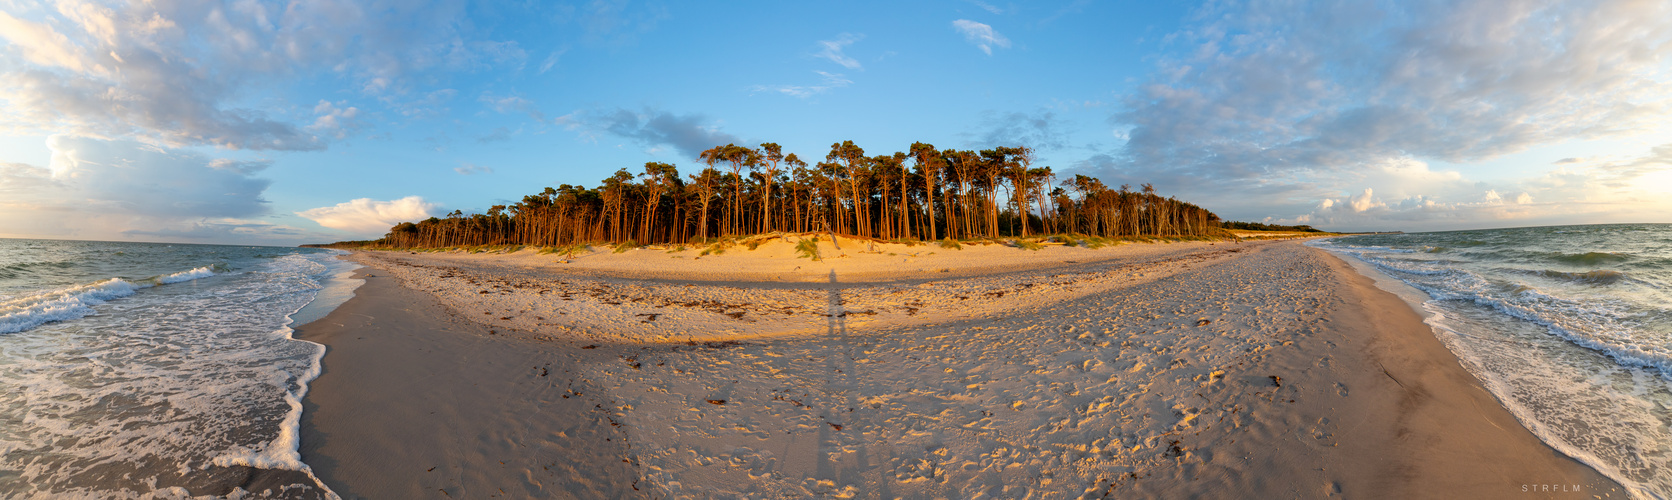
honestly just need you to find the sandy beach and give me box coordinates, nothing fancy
[296,238,1624,498]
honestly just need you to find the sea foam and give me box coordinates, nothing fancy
[0,266,217,335]
[0,249,353,498]
[156,266,217,284]
[1311,226,1672,497]
[0,279,139,334]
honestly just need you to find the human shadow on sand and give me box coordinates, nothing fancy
[827,269,848,336]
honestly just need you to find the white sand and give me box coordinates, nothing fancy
[300,239,1622,498]
[357,237,1241,343]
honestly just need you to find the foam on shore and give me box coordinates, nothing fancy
[0,250,354,499]
[1312,237,1663,499]
[0,264,224,335]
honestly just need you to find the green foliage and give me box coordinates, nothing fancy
[938,238,962,250]
[1015,239,1044,251]
[1222,221,1323,232]
[699,238,735,256]
[613,240,638,253]
[794,238,821,260]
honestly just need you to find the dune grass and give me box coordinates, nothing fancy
[794,238,821,260]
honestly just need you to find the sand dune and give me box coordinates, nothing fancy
[298,239,1622,498]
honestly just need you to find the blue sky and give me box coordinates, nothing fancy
[1,0,1669,245]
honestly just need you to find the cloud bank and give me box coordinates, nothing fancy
[0,135,316,243]
[1093,0,1672,227]
[0,0,525,151]
[297,196,439,235]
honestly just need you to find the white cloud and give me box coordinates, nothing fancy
[39,135,270,218]
[455,163,493,175]
[952,20,1011,55]
[0,0,527,151]
[479,92,544,121]
[538,47,569,74]
[0,135,318,244]
[1284,145,1672,230]
[814,33,864,70]
[748,71,853,99]
[297,196,439,235]
[0,10,98,73]
[967,1,1004,14]
[308,100,366,140]
[1086,0,1672,229]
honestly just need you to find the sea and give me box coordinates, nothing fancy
[1312,223,1672,499]
[0,239,359,499]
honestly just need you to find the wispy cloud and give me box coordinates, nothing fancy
[538,47,569,74]
[748,71,854,99]
[967,1,1004,14]
[476,127,513,144]
[815,33,865,70]
[455,163,495,175]
[573,0,671,47]
[952,20,1011,55]
[479,92,545,121]
[1038,0,1091,26]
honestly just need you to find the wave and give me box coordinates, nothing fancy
[1528,269,1627,285]
[0,266,219,335]
[1390,272,1672,381]
[0,279,139,334]
[0,260,78,280]
[156,266,218,284]
[1551,251,1631,266]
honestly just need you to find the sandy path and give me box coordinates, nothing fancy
[299,240,1623,498]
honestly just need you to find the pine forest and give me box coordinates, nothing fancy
[369,141,1224,248]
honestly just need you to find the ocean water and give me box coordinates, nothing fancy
[0,239,359,498]
[1312,224,1672,499]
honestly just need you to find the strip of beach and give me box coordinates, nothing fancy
[295,236,1625,498]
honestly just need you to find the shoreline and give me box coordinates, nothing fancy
[1314,237,1666,498]
[297,240,1623,498]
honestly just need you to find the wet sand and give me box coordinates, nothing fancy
[296,240,1623,498]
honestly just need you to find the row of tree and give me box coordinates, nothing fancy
[373,141,1223,248]
[1221,221,1323,233]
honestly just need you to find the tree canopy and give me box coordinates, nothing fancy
[368,140,1225,248]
